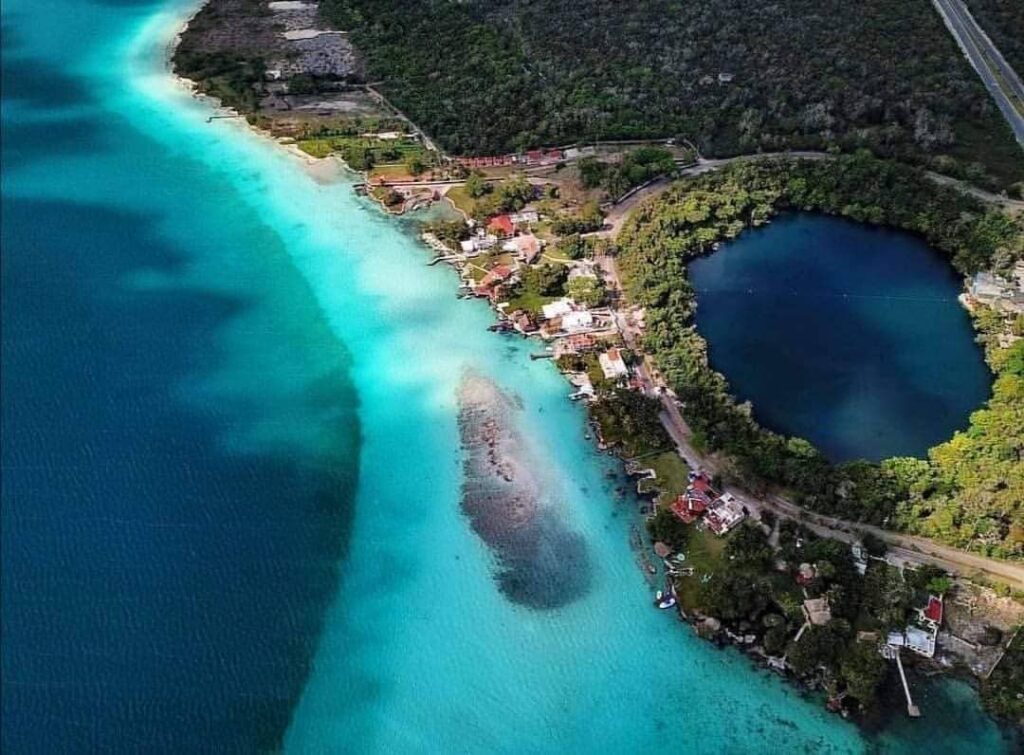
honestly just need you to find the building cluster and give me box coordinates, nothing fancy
[436,197,634,406]
[966,262,1024,315]
[669,472,747,536]
[886,595,943,658]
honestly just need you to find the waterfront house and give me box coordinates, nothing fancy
[598,347,630,380]
[474,264,514,298]
[968,270,1024,313]
[511,310,539,334]
[671,492,708,524]
[671,473,716,524]
[460,234,496,255]
[904,626,936,657]
[889,595,942,658]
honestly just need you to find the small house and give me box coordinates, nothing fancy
[487,215,515,238]
[598,347,629,380]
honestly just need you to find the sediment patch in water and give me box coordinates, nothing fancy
[457,371,590,608]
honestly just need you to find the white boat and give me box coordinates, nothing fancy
[653,590,677,610]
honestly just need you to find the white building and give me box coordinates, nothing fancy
[598,347,630,380]
[706,492,745,535]
[460,234,497,255]
[542,299,574,320]
[562,311,594,333]
[509,210,539,225]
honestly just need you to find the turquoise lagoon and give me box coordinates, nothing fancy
[0,0,1015,751]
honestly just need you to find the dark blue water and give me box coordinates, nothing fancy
[1,5,360,750]
[688,214,992,462]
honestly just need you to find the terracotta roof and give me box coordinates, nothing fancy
[488,215,514,236]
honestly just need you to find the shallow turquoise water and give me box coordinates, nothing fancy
[688,214,992,462]
[1,0,1016,751]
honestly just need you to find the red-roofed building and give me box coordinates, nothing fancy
[488,215,515,238]
[525,149,544,164]
[479,264,512,287]
[924,595,943,624]
[691,475,713,494]
[457,154,515,169]
[671,493,708,524]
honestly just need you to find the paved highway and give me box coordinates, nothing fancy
[933,0,1024,146]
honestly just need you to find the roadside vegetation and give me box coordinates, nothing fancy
[617,153,1024,558]
[322,0,1024,187]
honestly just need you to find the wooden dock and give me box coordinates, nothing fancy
[895,649,922,717]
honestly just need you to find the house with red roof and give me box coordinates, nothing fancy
[671,492,708,524]
[473,264,514,298]
[670,473,716,524]
[488,215,515,238]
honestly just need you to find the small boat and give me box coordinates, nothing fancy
[653,590,677,610]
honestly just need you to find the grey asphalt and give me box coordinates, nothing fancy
[933,0,1024,146]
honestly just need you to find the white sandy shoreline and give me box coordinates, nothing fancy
[159,0,350,184]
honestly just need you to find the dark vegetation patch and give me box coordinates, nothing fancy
[322,0,1024,187]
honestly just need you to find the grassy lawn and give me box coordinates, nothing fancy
[295,135,430,174]
[539,248,573,265]
[674,525,729,614]
[445,184,477,216]
[369,164,416,181]
[636,451,690,504]
[464,251,514,282]
[505,290,556,315]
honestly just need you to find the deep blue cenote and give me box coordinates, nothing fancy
[1,0,1016,752]
[688,214,993,462]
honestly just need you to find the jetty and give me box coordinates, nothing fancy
[894,648,922,717]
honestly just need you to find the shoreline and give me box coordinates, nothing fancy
[162,0,1022,736]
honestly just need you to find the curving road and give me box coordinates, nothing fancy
[932,0,1024,146]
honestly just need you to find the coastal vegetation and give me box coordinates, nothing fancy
[616,153,1024,558]
[578,147,679,200]
[661,513,927,713]
[321,0,1024,187]
[981,628,1024,725]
